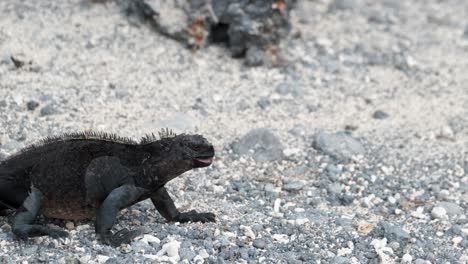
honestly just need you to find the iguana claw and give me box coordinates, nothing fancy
[175,210,216,223]
[101,228,145,247]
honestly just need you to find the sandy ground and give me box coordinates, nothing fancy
[0,0,467,263]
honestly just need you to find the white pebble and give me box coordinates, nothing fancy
[76,224,91,231]
[240,225,256,239]
[143,254,158,260]
[371,238,395,264]
[34,237,44,244]
[439,126,454,139]
[157,240,181,259]
[295,218,309,225]
[283,148,301,157]
[213,94,222,102]
[273,198,281,213]
[65,222,75,230]
[96,255,109,264]
[193,255,204,264]
[79,255,92,263]
[272,234,289,243]
[380,165,394,175]
[402,253,412,263]
[452,236,462,247]
[198,249,209,258]
[411,207,427,219]
[141,234,160,244]
[431,206,447,219]
[337,247,352,256]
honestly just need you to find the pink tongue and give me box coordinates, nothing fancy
[196,157,213,164]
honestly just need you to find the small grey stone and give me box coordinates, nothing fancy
[239,248,249,259]
[327,183,342,195]
[26,100,40,111]
[253,239,266,249]
[460,239,468,248]
[64,257,80,264]
[388,241,400,251]
[0,232,9,240]
[379,222,410,243]
[282,179,305,191]
[244,47,267,67]
[448,116,468,134]
[373,110,389,119]
[104,258,119,264]
[23,245,38,255]
[393,52,416,72]
[367,9,396,24]
[446,225,462,236]
[10,55,26,68]
[312,131,365,161]
[251,224,264,233]
[329,0,360,11]
[464,25,468,38]
[275,82,303,96]
[180,240,192,249]
[332,256,350,264]
[179,248,196,261]
[40,103,59,116]
[436,202,464,217]
[215,235,230,248]
[131,240,156,253]
[288,125,306,137]
[414,259,426,264]
[335,217,352,227]
[325,164,341,181]
[233,128,283,162]
[264,183,279,198]
[0,256,12,264]
[257,97,271,110]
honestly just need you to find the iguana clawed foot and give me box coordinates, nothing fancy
[101,228,145,247]
[47,228,69,239]
[13,225,68,239]
[174,210,216,223]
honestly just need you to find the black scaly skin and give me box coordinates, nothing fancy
[0,130,216,246]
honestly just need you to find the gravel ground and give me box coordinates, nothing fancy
[1,0,468,263]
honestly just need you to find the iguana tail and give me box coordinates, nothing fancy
[0,199,15,210]
[0,161,30,211]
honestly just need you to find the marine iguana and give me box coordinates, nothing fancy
[0,129,216,246]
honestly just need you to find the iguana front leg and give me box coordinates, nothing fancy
[95,185,147,246]
[150,186,216,223]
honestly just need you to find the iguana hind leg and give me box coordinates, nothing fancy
[12,187,68,239]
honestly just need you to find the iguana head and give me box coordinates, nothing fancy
[141,132,215,184]
[163,134,215,168]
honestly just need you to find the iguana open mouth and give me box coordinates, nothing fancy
[194,156,214,167]
[195,157,213,164]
